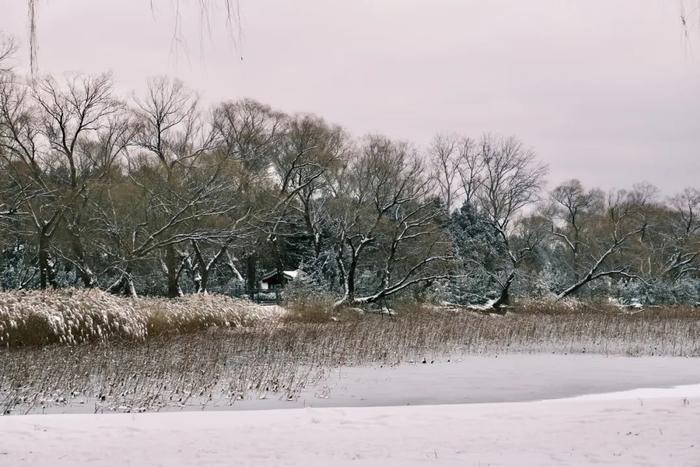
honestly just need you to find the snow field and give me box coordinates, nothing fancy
[1,386,698,466]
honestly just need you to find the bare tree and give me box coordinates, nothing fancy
[330,136,453,307]
[555,186,652,299]
[213,99,284,175]
[549,179,604,280]
[271,114,348,260]
[177,99,285,294]
[0,74,46,285]
[0,35,16,73]
[429,134,482,213]
[455,137,482,208]
[33,74,123,287]
[98,77,232,297]
[429,134,460,213]
[0,73,121,288]
[205,98,288,294]
[473,135,548,308]
[661,188,700,279]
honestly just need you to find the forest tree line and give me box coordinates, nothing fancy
[0,65,698,309]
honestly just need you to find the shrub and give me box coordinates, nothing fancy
[281,277,337,323]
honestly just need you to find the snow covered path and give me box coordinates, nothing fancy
[1,386,699,466]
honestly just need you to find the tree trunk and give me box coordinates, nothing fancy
[195,267,205,294]
[70,233,97,288]
[225,253,244,283]
[346,259,357,304]
[77,263,98,289]
[124,273,137,298]
[557,277,590,300]
[165,245,183,298]
[38,231,57,289]
[106,268,137,298]
[303,208,321,259]
[492,271,515,311]
[333,255,357,309]
[245,253,257,296]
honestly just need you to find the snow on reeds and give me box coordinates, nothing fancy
[0,289,280,347]
[0,301,698,414]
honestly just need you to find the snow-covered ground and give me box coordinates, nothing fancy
[3,355,700,465]
[1,384,698,466]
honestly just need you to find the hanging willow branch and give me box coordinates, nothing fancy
[680,0,700,40]
[28,0,38,77]
[26,0,239,77]
[0,36,16,72]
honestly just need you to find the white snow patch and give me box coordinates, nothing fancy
[547,383,700,402]
[1,384,698,466]
[283,269,302,279]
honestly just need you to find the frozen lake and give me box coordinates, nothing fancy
[223,353,700,411]
[12,353,696,414]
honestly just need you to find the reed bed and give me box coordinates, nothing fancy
[0,298,698,415]
[0,289,280,347]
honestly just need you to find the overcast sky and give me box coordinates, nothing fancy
[2,0,699,193]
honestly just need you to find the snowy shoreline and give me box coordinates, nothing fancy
[1,383,698,466]
[0,354,700,467]
[2,355,700,465]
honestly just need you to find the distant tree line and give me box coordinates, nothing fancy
[0,60,698,309]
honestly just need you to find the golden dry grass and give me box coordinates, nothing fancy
[0,289,279,347]
[0,297,698,414]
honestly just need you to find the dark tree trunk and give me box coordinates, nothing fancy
[246,253,257,295]
[198,266,209,294]
[106,266,137,298]
[345,257,357,304]
[38,231,57,289]
[165,245,183,298]
[492,271,515,311]
[70,233,97,288]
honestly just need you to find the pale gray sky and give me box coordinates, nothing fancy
[2,0,699,193]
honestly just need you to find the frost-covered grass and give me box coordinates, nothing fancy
[0,299,698,414]
[0,289,279,347]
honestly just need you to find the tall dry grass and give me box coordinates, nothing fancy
[0,289,279,347]
[1,299,698,414]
